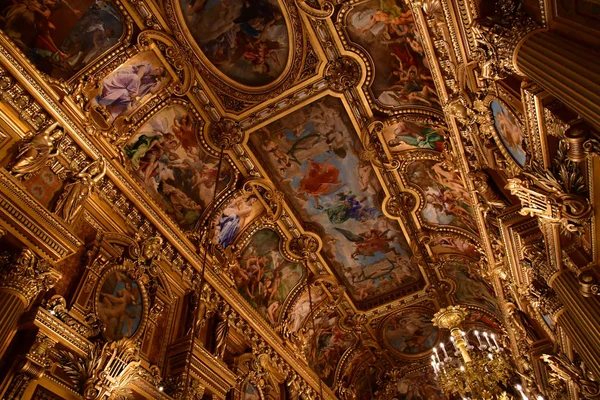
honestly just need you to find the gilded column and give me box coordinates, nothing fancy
[0,249,61,360]
[550,269,600,379]
[515,31,600,129]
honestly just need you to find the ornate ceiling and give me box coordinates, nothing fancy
[0,0,576,397]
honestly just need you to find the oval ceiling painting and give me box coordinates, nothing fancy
[178,0,290,87]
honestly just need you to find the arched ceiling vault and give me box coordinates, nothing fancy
[0,0,545,396]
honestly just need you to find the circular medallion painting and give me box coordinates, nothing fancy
[178,0,290,87]
[384,310,439,356]
[490,100,527,167]
[96,271,143,341]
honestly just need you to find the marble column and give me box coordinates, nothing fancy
[515,31,600,130]
[0,249,61,360]
[551,269,600,379]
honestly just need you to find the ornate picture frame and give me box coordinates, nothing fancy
[93,263,149,342]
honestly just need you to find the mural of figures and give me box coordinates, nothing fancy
[96,271,143,341]
[406,160,477,233]
[287,285,326,333]
[0,0,124,79]
[384,311,438,355]
[382,120,446,151]
[491,100,527,166]
[306,310,353,387]
[178,0,289,87]
[235,229,303,325]
[125,105,231,230]
[215,194,263,249]
[251,97,422,306]
[442,262,499,316]
[429,236,480,259]
[395,370,445,399]
[344,0,439,109]
[243,382,260,400]
[91,51,170,122]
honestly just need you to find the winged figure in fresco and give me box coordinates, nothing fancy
[297,159,344,208]
[333,228,392,259]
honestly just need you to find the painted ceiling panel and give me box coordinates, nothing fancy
[250,95,425,307]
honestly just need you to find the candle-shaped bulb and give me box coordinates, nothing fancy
[488,353,493,360]
[440,342,449,358]
[516,384,522,391]
[491,333,500,350]
[433,348,441,363]
[460,365,465,371]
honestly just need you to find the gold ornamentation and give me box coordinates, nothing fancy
[289,234,320,261]
[55,158,107,224]
[324,56,361,93]
[58,338,141,400]
[209,119,245,150]
[0,249,61,307]
[295,0,334,19]
[10,123,64,179]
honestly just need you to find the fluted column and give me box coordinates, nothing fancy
[515,31,600,129]
[0,249,61,360]
[551,269,600,379]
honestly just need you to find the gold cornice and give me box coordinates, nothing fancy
[0,169,82,262]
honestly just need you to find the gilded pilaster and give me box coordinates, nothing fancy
[0,249,60,360]
[516,31,600,130]
[551,269,600,380]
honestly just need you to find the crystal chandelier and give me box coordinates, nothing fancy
[431,306,531,400]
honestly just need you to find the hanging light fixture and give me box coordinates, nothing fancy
[307,273,325,400]
[431,306,541,400]
[182,146,226,398]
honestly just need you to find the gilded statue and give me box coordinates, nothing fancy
[55,158,106,224]
[214,316,229,359]
[10,123,63,179]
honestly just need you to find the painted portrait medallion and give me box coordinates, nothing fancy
[96,270,143,341]
[406,160,477,233]
[235,229,303,325]
[382,120,446,152]
[306,310,353,387]
[242,382,260,400]
[178,0,290,87]
[251,96,423,307]
[91,51,171,123]
[383,310,438,356]
[214,194,263,249]
[490,100,527,167]
[0,0,125,79]
[124,104,231,230]
[344,0,440,109]
[442,262,499,316]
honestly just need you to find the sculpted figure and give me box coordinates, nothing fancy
[11,124,63,178]
[55,158,106,224]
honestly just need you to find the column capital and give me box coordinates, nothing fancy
[0,249,61,307]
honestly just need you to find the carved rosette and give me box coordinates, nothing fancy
[324,56,361,93]
[209,119,245,150]
[288,234,319,260]
[385,192,416,217]
[0,249,61,307]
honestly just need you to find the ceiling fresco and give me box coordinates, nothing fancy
[339,0,440,111]
[177,0,290,87]
[249,95,424,307]
[0,0,530,395]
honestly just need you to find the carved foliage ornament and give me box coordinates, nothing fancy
[0,249,61,307]
[324,57,362,93]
